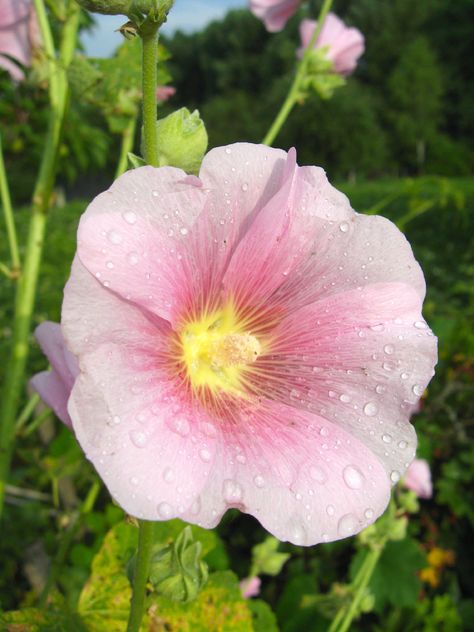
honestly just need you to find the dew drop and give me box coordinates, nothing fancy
[152,190,159,197]
[236,454,247,464]
[127,251,139,265]
[339,221,350,233]
[112,415,121,425]
[241,182,248,192]
[106,261,114,269]
[163,467,174,483]
[130,430,147,448]
[310,466,327,483]
[180,227,188,236]
[253,475,265,488]
[168,416,190,437]
[375,384,386,394]
[390,470,400,483]
[130,476,139,486]
[414,321,427,329]
[339,393,351,403]
[225,147,232,154]
[338,513,359,536]
[412,384,424,396]
[199,448,212,462]
[123,211,137,224]
[398,440,408,449]
[320,426,329,437]
[326,504,335,516]
[157,502,173,518]
[363,402,378,417]
[384,344,394,355]
[107,230,122,245]
[343,465,365,490]
[222,479,243,503]
[382,433,392,443]
[364,508,374,520]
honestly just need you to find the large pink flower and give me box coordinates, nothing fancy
[249,0,301,33]
[0,0,39,81]
[34,143,436,545]
[298,13,364,76]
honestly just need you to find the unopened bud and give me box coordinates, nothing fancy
[155,108,208,174]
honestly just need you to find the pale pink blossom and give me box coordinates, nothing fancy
[30,322,79,428]
[249,0,300,33]
[403,459,433,499]
[240,576,261,598]
[298,14,364,75]
[33,143,436,545]
[0,0,40,81]
[156,85,176,102]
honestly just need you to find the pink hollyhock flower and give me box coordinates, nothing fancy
[30,322,79,428]
[33,143,437,545]
[403,459,432,499]
[240,576,261,598]
[156,85,176,102]
[298,14,364,76]
[249,0,300,33]
[0,0,40,81]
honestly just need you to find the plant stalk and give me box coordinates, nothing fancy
[0,134,20,273]
[262,0,333,146]
[126,520,154,632]
[141,22,160,167]
[0,1,80,520]
[115,114,138,179]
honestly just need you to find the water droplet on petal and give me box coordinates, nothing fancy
[130,476,139,486]
[338,513,359,536]
[320,426,329,437]
[180,227,188,236]
[199,448,212,462]
[168,416,190,437]
[326,504,335,516]
[310,466,327,483]
[390,470,400,483]
[364,508,374,520]
[130,430,147,448]
[106,261,114,269]
[339,393,351,403]
[163,467,174,483]
[157,502,173,518]
[398,440,408,449]
[241,182,248,192]
[127,251,139,265]
[225,147,232,154]
[222,479,243,503]
[343,465,365,489]
[412,384,424,396]
[339,221,349,233]
[253,475,265,488]
[107,230,122,245]
[123,211,137,224]
[375,384,386,394]
[112,415,121,425]
[152,190,159,197]
[384,344,394,355]
[363,402,378,416]
[414,321,427,329]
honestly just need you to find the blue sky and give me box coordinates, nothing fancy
[82,0,247,57]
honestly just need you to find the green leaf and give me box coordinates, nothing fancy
[0,605,87,631]
[250,536,290,577]
[146,571,254,631]
[127,152,147,169]
[77,520,229,631]
[248,599,279,632]
[351,539,426,612]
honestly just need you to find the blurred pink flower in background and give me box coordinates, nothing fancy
[298,13,364,75]
[32,143,437,545]
[0,0,40,81]
[403,459,433,499]
[30,323,79,429]
[156,85,176,102]
[240,576,261,598]
[249,0,301,32]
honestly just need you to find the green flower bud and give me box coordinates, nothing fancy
[148,526,208,603]
[155,108,208,174]
[387,515,408,541]
[250,536,290,577]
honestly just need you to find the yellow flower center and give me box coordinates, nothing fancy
[180,303,261,395]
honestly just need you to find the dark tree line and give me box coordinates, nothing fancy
[163,0,474,180]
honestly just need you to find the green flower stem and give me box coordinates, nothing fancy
[126,520,155,632]
[0,1,80,520]
[328,543,385,632]
[141,22,160,167]
[0,134,20,274]
[262,0,333,146]
[115,114,138,179]
[14,393,41,433]
[39,479,101,606]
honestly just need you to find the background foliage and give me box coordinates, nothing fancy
[0,0,473,630]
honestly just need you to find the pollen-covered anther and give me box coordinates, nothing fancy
[210,333,261,369]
